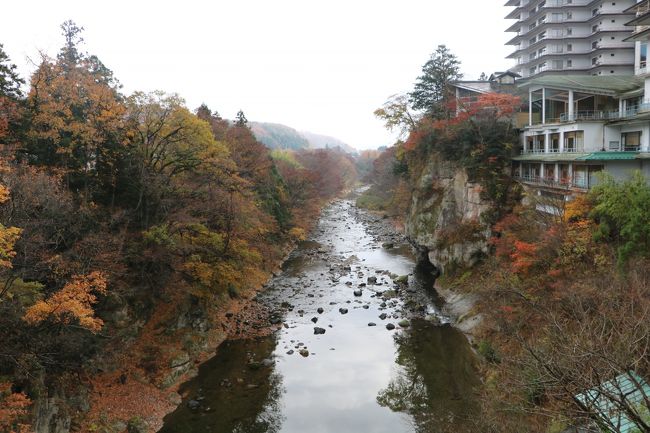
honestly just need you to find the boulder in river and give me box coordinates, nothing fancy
[386,323,396,330]
[368,322,377,327]
[379,313,387,320]
[314,327,326,335]
[311,317,318,323]
[339,308,348,314]
[353,289,363,297]
[367,276,377,284]
[299,349,309,357]
[395,275,409,285]
[398,319,410,328]
[187,399,201,410]
[317,307,324,314]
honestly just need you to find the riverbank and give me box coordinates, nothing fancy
[159,194,480,433]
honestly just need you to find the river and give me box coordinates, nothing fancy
[159,197,479,433]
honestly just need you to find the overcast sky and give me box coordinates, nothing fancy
[2,0,514,150]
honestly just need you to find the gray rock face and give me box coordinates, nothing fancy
[404,151,491,273]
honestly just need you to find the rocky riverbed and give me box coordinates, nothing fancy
[159,196,480,433]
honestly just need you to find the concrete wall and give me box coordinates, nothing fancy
[604,160,645,181]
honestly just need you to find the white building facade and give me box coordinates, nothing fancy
[505,0,637,79]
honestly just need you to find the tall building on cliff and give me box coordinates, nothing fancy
[505,0,637,79]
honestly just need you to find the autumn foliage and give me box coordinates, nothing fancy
[0,21,358,430]
[0,383,31,433]
[23,271,107,332]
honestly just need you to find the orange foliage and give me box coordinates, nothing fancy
[0,383,31,433]
[510,240,538,275]
[563,195,592,223]
[0,184,21,270]
[23,271,107,332]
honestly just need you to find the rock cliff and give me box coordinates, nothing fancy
[405,151,492,274]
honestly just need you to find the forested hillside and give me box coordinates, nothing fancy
[0,22,357,432]
[250,122,356,153]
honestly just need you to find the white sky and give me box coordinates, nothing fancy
[1,0,514,150]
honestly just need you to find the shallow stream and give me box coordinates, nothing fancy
[159,198,479,433]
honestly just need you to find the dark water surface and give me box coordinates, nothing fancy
[159,199,479,433]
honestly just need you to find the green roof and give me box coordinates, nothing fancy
[518,76,644,96]
[576,152,640,161]
[575,371,650,433]
[514,152,648,162]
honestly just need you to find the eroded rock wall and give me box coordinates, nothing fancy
[405,151,491,274]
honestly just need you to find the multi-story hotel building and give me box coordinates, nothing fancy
[505,0,637,79]
[508,0,650,197]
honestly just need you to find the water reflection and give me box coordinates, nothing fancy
[159,336,285,433]
[159,199,479,433]
[378,321,479,433]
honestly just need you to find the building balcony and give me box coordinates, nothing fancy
[514,174,587,189]
[560,110,615,121]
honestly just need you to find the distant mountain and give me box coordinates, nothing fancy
[300,131,356,154]
[250,122,356,153]
[249,122,310,150]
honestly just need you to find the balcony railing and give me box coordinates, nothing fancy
[560,111,616,122]
[515,175,586,190]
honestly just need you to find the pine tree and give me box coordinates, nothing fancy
[0,44,24,99]
[235,110,248,127]
[409,45,462,119]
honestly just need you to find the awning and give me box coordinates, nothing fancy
[576,152,639,161]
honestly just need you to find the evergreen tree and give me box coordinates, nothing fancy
[0,44,24,99]
[235,110,248,127]
[58,20,84,66]
[409,45,462,119]
[478,72,489,81]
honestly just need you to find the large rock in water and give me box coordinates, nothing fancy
[404,151,492,273]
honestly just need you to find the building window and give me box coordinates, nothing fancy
[592,41,599,49]
[566,27,573,35]
[530,66,537,74]
[622,131,642,151]
[592,57,598,65]
[592,25,599,33]
[641,42,648,69]
[550,133,560,152]
[567,59,572,67]
[592,8,599,16]
[567,12,572,19]
[565,131,584,152]
[609,141,620,151]
[567,43,572,52]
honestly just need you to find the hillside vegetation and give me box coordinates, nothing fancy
[363,44,650,433]
[250,121,356,153]
[0,22,358,432]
